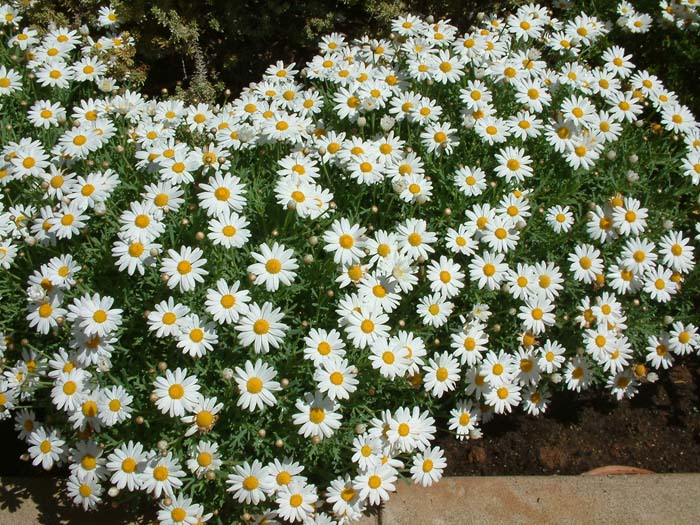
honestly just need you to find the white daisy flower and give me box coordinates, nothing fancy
[152,367,201,417]
[235,301,288,354]
[292,392,342,440]
[234,359,281,411]
[142,452,185,499]
[160,246,209,293]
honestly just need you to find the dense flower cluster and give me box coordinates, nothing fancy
[616,0,700,32]
[1,1,699,524]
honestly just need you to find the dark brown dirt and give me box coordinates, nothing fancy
[441,359,700,475]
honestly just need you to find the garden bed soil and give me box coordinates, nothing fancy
[441,358,700,475]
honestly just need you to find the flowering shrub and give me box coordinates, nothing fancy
[1,1,700,524]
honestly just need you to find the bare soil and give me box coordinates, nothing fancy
[441,359,700,475]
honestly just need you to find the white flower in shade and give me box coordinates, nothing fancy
[353,464,397,506]
[28,427,65,470]
[204,279,251,325]
[276,480,318,523]
[235,301,288,354]
[448,400,479,440]
[522,384,551,415]
[152,367,201,417]
[226,460,272,505]
[142,452,185,498]
[422,352,461,398]
[248,242,299,292]
[68,439,106,482]
[564,356,594,392]
[410,446,447,487]
[181,396,224,436]
[313,356,358,400]
[66,473,102,511]
[157,494,204,525]
[160,246,209,292]
[293,392,342,440]
[105,440,148,491]
[645,334,674,370]
[234,359,281,411]
[607,371,639,401]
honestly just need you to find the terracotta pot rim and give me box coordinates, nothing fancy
[582,465,655,476]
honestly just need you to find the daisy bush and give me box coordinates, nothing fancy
[1,1,700,523]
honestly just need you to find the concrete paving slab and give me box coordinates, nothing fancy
[381,474,700,525]
[3,475,699,524]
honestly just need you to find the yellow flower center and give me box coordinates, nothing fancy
[253,320,270,335]
[168,384,185,399]
[121,457,137,473]
[197,452,212,467]
[93,309,107,323]
[247,377,263,393]
[309,407,325,423]
[368,475,382,489]
[330,371,344,385]
[265,258,282,274]
[189,328,204,342]
[361,319,375,333]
